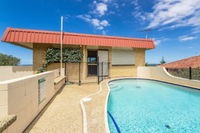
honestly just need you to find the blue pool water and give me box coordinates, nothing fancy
[107,79,200,133]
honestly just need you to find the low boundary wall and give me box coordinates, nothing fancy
[137,66,200,89]
[0,71,63,133]
[0,66,33,81]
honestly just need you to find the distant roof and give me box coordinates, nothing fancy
[1,28,155,49]
[160,55,200,68]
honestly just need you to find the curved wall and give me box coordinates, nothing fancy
[137,66,200,89]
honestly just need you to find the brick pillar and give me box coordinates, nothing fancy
[134,48,146,66]
[33,43,49,73]
[82,45,87,80]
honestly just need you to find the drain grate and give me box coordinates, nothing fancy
[165,124,171,129]
[136,86,141,89]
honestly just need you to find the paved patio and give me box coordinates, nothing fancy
[24,83,99,133]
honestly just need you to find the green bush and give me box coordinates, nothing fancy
[46,48,82,64]
[0,53,20,66]
[38,48,82,73]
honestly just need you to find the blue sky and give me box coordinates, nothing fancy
[0,0,200,64]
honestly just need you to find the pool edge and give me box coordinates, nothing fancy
[106,77,200,133]
[108,78,200,90]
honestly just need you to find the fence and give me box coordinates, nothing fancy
[97,62,110,84]
[166,67,200,80]
[64,63,81,85]
[64,62,110,85]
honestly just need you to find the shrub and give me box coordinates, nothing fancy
[38,48,82,73]
[46,48,82,64]
[0,53,20,66]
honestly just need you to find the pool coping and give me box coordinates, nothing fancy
[104,80,111,133]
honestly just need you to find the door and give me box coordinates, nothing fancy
[98,50,109,78]
[87,50,98,76]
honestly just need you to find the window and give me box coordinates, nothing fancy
[87,50,98,76]
[112,47,135,65]
[87,50,97,64]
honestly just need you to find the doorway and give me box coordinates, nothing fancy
[87,50,109,77]
[87,50,98,76]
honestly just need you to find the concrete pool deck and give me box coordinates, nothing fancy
[24,83,106,133]
[81,79,110,133]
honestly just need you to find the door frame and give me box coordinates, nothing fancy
[87,49,98,76]
[87,49,109,77]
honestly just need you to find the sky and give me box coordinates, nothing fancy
[0,0,200,65]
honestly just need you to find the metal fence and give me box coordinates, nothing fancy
[97,62,110,84]
[64,62,81,85]
[64,62,110,85]
[166,67,200,80]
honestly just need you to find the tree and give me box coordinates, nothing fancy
[160,57,166,64]
[0,53,20,66]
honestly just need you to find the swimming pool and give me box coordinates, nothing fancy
[107,79,200,133]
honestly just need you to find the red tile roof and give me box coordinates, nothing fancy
[1,28,155,49]
[160,55,200,68]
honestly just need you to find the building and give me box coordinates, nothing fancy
[160,55,200,68]
[1,28,155,82]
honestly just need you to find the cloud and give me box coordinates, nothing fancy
[153,38,161,45]
[179,35,197,41]
[90,19,109,30]
[95,3,108,16]
[153,37,169,45]
[77,0,112,33]
[77,14,92,22]
[131,0,147,21]
[101,0,111,3]
[77,15,109,30]
[113,3,119,9]
[146,0,200,33]
[91,1,109,17]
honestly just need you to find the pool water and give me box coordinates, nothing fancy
[107,79,200,133]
